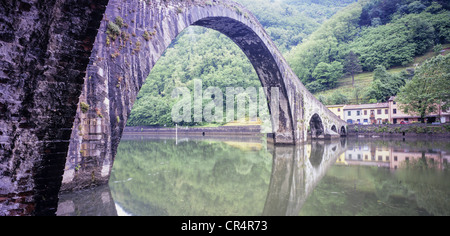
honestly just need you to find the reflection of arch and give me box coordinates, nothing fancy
[340,126,347,136]
[309,141,324,167]
[263,140,345,216]
[331,125,337,133]
[309,114,324,139]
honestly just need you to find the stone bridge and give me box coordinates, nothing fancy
[0,0,346,215]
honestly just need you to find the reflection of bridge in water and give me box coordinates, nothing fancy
[57,138,347,216]
[263,140,346,216]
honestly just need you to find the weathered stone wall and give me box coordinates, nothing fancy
[0,0,108,215]
[347,123,450,137]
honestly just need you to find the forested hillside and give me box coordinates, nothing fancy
[127,0,450,127]
[288,0,450,94]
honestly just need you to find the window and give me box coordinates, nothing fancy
[348,111,351,116]
[386,156,389,161]
[364,110,367,115]
[365,155,368,160]
[385,109,388,114]
[371,110,375,115]
[338,108,340,112]
[357,111,360,116]
[394,156,397,161]
[378,155,382,161]
[393,109,397,114]
[377,109,382,115]
[393,101,396,105]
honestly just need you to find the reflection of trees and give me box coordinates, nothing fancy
[110,138,450,216]
[396,165,450,216]
[300,154,450,216]
[110,139,273,216]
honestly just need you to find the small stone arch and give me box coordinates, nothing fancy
[340,126,347,136]
[331,125,337,133]
[309,114,324,139]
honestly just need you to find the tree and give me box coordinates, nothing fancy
[310,61,343,93]
[328,90,349,105]
[396,54,450,122]
[352,85,364,104]
[344,51,362,86]
[367,65,406,102]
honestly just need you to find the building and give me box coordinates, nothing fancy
[326,97,449,125]
[343,103,389,125]
[326,105,345,120]
[388,97,450,124]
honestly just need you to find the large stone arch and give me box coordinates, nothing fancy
[0,0,348,215]
[62,0,301,192]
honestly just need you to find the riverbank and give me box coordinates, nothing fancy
[347,123,450,138]
[124,125,262,137]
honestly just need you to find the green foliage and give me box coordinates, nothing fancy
[128,27,261,127]
[309,61,343,93]
[327,90,349,105]
[80,102,90,113]
[288,0,450,92]
[235,0,355,53]
[344,51,363,86]
[114,16,124,28]
[366,65,407,102]
[107,21,121,40]
[396,54,450,121]
[287,2,363,85]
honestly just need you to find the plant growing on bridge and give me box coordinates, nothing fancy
[142,31,151,41]
[107,21,121,40]
[80,102,90,113]
[95,108,104,118]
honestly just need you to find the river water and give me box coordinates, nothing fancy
[57,134,450,216]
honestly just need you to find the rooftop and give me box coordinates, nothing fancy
[343,103,389,110]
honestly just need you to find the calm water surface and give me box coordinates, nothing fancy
[57,135,450,216]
